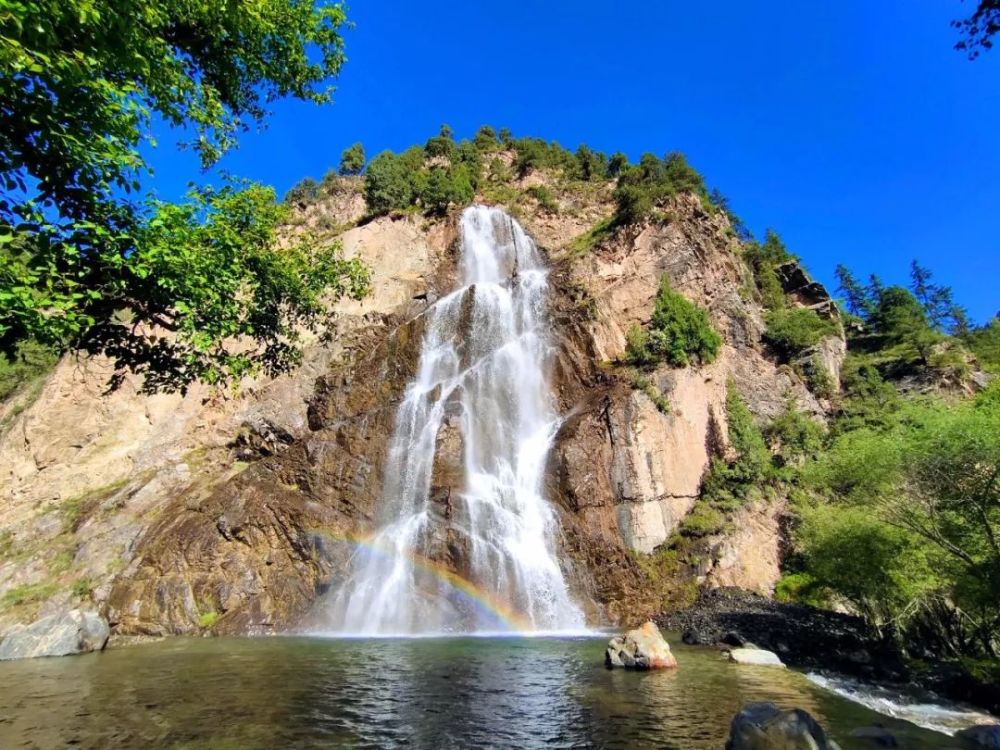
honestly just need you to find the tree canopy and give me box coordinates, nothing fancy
[1,0,361,390]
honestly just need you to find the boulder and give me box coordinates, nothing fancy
[0,609,110,660]
[605,621,677,670]
[728,647,785,668]
[726,702,842,750]
[956,724,1000,748]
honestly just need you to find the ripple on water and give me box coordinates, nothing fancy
[0,636,975,749]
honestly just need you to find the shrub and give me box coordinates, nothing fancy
[0,338,58,402]
[283,177,320,207]
[676,503,726,538]
[700,382,772,506]
[963,316,1000,372]
[625,276,721,368]
[765,397,825,465]
[606,151,629,178]
[526,185,558,213]
[742,230,793,309]
[338,142,365,175]
[764,307,837,359]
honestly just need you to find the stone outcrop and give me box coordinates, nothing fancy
[0,609,109,660]
[605,621,677,669]
[0,169,845,637]
[725,702,842,750]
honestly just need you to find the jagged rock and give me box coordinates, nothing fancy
[231,417,295,460]
[605,621,677,670]
[728,647,785,667]
[725,702,842,750]
[956,724,1000,748]
[0,609,109,660]
[849,725,897,747]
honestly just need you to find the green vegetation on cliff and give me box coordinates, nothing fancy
[0,0,365,392]
[625,276,721,368]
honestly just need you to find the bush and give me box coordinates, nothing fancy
[763,307,837,359]
[963,316,1000,372]
[575,145,607,181]
[624,276,721,368]
[283,177,320,207]
[473,125,498,151]
[701,382,773,506]
[338,142,365,175]
[0,338,58,402]
[743,230,793,309]
[765,397,825,465]
[526,185,558,213]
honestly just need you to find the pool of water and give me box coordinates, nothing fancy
[0,635,971,748]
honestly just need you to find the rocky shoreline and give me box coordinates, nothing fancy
[659,587,1000,717]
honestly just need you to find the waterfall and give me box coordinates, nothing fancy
[325,205,585,635]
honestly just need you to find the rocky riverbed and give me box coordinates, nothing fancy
[660,587,1000,717]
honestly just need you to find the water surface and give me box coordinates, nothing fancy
[0,635,967,749]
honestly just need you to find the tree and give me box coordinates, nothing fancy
[835,264,873,318]
[869,286,940,361]
[284,177,320,207]
[339,142,365,176]
[954,1,1000,58]
[425,124,456,158]
[473,126,498,151]
[421,166,473,215]
[575,145,607,181]
[606,152,629,178]
[763,308,838,359]
[1,0,351,386]
[363,151,414,215]
[909,260,966,334]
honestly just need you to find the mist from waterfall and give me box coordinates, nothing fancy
[325,205,585,635]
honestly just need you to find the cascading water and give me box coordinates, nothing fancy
[326,205,585,635]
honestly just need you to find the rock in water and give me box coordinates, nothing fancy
[956,724,1000,748]
[0,609,110,660]
[728,647,785,668]
[726,702,842,750]
[605,621,677,670]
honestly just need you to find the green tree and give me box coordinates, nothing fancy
[364,151,414,215]
[338,142,365,176]
[575,145,607,181]
[835,264,873,319]
[473,125,498,151]
[425,124,456,159]
[964,316,1000,372]
[421,166,473,215]
[0,0,351,385]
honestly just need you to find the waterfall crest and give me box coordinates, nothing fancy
[326,205,585,635]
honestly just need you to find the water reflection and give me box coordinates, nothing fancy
[0,636,961,749]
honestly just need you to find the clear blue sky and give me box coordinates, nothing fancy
[147,0,999,323]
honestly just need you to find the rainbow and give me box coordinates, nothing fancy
[330,532,536,633]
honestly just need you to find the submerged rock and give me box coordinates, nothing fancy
[0,609,109,660]
[725,702,842,750]
[849,725,897,747]
[605,621,677,670]
[956,724,1000,748]
[728,647,785,668]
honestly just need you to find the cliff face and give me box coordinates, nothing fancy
[0,170,844,636]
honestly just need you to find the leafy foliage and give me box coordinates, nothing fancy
[613,152,708,225]
[422,166,474,215]
[0,0,351,386]
[798,386,1000,655]
[700,382,773,508]
[964,316,1000,372]
[763,307,838,359]
[624,276,721,368]
[743,230,794,310]
[954,1,1000,58]
[338,142,365,176]
[0,337,57,402]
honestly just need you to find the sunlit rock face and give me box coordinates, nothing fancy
[1,169,846,637]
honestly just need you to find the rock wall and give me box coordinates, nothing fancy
[0,176,844,636]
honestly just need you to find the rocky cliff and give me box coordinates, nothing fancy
[0,165,844,637]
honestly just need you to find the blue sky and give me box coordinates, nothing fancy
[147,1,999,323]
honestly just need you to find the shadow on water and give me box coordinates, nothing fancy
[0,636,964,749]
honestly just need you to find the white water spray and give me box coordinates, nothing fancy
[326,205,585,635]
